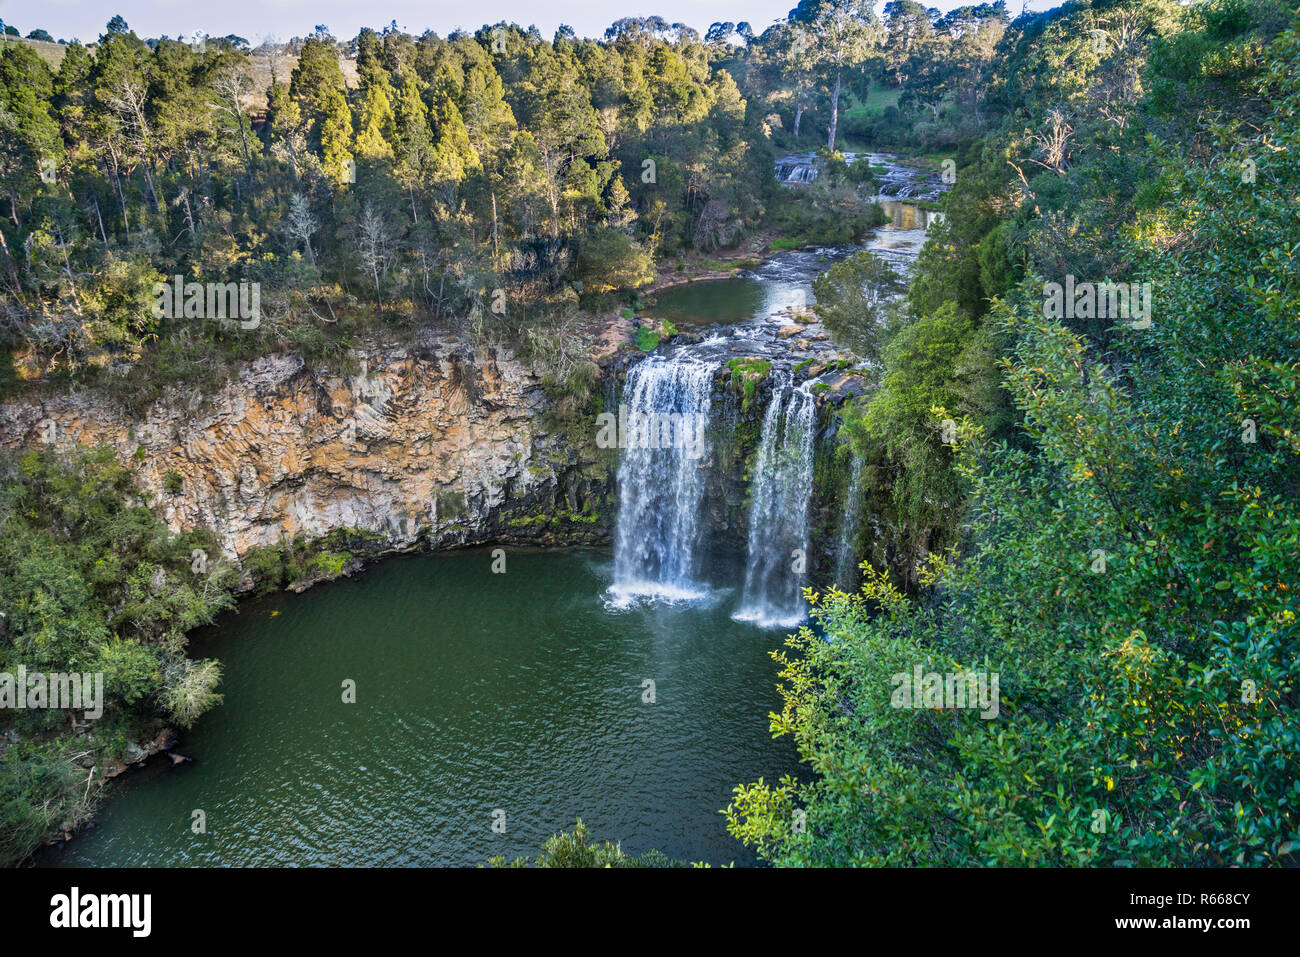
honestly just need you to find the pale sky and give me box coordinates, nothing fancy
[2,0,1062,45]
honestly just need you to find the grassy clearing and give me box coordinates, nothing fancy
[841,85,901,120]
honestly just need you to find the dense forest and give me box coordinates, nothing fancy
[726,0,1299,866]
[1,0,1297,867]
[0,6,1015,402]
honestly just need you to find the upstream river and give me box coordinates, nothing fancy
[45,168,939,868]
[645,198,938,327]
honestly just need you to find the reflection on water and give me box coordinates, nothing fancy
[644,277,775,327]
[867,200,942,271]
[643,199,938,329]
[42,549,800,868]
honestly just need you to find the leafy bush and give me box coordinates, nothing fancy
[574,228,655,294]
[487,820,685,868]
[94,638,163,708]
[0,743,87,867]
[242,543,287,594]
[727,357,772,409]
[811,249,905,360]
[161,658,224,729]
[0,446,236,862]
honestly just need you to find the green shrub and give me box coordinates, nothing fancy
[312,550,350,577]
[0,446,236,863]
[161,658,224,729]
[574,227,655,294]
[242,544,287,594]
[0,743,87,867]
[727,357,772,409]
[486,820,686,868]
[93,638,163,708]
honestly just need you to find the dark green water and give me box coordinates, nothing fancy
[644,277,774,326]
[47,548,800,867]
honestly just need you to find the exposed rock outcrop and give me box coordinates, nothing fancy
[1,332,612,575]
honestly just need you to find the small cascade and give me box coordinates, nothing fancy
[609,353,719,605]
[774,153,819,184]
[834,453,865,588]
[775,151,946,201]
[775,151,868,185]
[733,379,817,628]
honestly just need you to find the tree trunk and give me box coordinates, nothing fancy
[180,188,195,241]
[491,190,500,265]
[91,197,108,244]
[142,160,162,216]
[105,155,129,237]
[827,70,842,152]
[236,110,253,184]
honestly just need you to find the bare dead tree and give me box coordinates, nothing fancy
[283,193,319,266]
[211,68,256,183]
[356,202,395,306]
[1029,108,1075,174]
[106,78,164,215]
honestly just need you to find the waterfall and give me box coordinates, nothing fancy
[775,152,945,201]
[608,353,718,605]
[733,380,816,628]
[775,156,820,184]
[834,453,864,588]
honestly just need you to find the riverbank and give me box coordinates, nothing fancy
[587,230,791,360]
[15,154,946,865]
[39,547,803,867]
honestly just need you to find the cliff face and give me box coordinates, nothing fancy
[0,334,613,571]
[0,326,885,595]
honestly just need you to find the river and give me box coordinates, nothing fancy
[44,158,939,868]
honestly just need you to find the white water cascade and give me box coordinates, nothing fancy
[609,353,719,605]
[774,151,946,200]
[774,154,820,184]
[733,380,817,628]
